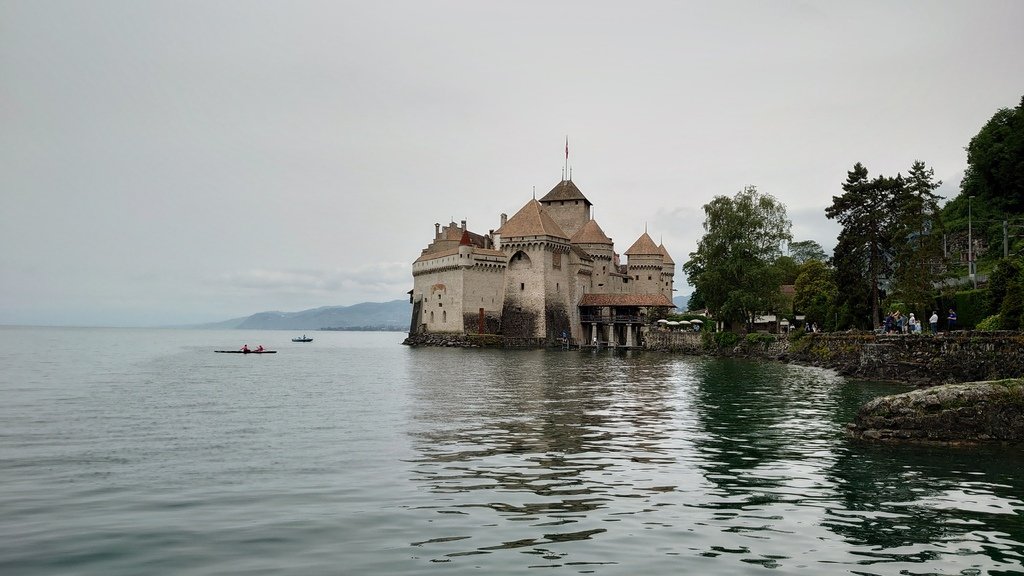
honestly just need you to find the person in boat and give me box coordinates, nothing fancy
[256,345,264,352]
[241,344,250,353]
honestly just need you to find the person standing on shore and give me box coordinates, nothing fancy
[929,311,938,334]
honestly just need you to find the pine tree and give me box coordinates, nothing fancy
[826,163,901,329]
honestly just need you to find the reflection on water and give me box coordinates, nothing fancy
[405,349,1024,574]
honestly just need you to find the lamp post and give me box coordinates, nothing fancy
[969,195,976,288]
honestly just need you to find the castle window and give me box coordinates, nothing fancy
[430,311,434,322]
[648,275,652,280]
[520,283,525,291]
[552,251,561,270]
[443,311,447,323]
[556,283,560,292]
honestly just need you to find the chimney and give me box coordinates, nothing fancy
[461,219,467,231]
[434,223,440,239]
[500,213,508,227]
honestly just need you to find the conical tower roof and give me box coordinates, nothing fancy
[497,199,569,240]
[659,243,675,265]
[570,218,613,245]
[539,179,591,205]
[624,231,661,256]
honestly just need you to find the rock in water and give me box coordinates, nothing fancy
[848,379,1024,443]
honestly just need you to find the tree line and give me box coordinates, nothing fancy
[684,95,1024,332]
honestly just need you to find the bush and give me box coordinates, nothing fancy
[745,332,775,347]
[999,280,1023,330]
[713,331,740,348]
[976,314,1001,331]
[953,289,988,328]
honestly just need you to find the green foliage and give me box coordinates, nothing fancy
[788,240,828,265]
[713,331,740,348]
[683,186,792,330]
[961,95,1024,213]
[953,290,987,328]
[773,255,800,285]
[976,314,1001,331]
[826,163,904,328]
[890,160,946,313]
[794,259,838,329]
[987,257,1024,315]
[744,332,775,347]
[999,279,1024,330]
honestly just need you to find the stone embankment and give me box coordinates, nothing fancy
[847,379,1024,443]
[645,330,1024,387]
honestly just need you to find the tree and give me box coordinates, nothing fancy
[794,260,838,329]
[826,163,903,329]
[788,240,828,265]
[987,257,1023,315]
[890,160,945,313]
[961,95,1024,213]
[683,186,792,331]
[772,255,801,285]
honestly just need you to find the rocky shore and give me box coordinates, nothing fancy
[846,379,1024,443]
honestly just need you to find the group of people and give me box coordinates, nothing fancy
[884,309,957,334]
[240,344,265,352]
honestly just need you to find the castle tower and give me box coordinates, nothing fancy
[624,231,665,296]
[496,199,572,340]
[571,218,615,291]
[538,179,591,239]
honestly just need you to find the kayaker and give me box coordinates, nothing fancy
[256,345,264,352]
[241,344,250,353]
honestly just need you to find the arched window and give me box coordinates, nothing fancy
[430,311,434,323]
[442,311,447,323]
[509,250,532,270]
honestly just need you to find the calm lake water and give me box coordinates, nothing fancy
[1,327,1022,575]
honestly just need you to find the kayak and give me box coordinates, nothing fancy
[215,350,277,354]
[291,337,313,342]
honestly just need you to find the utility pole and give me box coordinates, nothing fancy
[969,196,976,289]
[1005,220,1009,258]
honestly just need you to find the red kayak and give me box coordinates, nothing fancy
[215,350,277,354]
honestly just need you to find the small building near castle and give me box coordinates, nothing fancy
[409,177,675,346]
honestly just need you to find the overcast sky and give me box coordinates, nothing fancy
[3,1,1023,327]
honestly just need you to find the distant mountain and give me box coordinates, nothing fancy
[673,294,692,311]
[204,299,412,330]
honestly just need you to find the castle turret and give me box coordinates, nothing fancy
[659,243,675,300]
[571,218,614,291]
[624,231,664,296]
[538,179,591,239]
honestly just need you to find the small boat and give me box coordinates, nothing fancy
[291,335,313,342]
[215,350,277,354]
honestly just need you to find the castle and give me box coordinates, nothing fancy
[409,177,676,346]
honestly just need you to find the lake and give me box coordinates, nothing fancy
[1,326,1021,575]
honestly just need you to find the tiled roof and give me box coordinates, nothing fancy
[497,199,569,240]
[414,246,505,264]
[539,179,590,204]
[570,245,593,261]
[659,243,675,265]
[414,247,459,263]
[624,232,661,256]
[570,219,613,245]
[578,293,675,307]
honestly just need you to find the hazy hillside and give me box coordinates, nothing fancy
[673,294,692,311]
[204,294,690,330]
[211,299,412,330]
